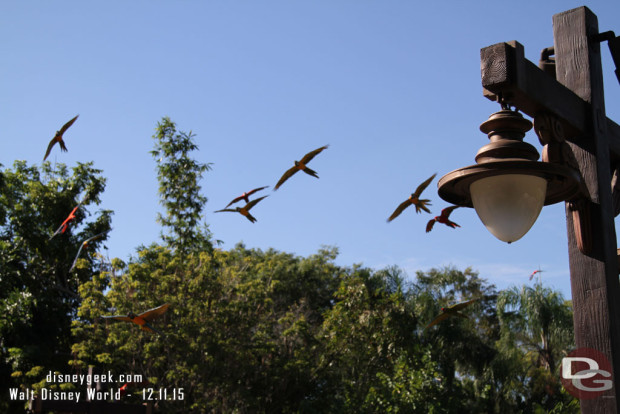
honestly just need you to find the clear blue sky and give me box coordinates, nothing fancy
[2,1,619,299]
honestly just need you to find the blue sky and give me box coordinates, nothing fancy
[2,1,619,299]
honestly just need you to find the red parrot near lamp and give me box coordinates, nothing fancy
[426,206,461,232]
[274,145,329,190]
[215,195,268,223]
[43,114,79,161]
[49,197,86,240]
[224,186,269,208]
[387,173,437,222]
[69,232,107,272]
[426,298,478,329]
[102,304,170,335]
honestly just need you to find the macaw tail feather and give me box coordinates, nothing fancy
[302,166,319,178]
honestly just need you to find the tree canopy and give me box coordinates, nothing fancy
[1,118,579,413]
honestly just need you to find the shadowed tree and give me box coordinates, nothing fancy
[0,160,111,413]
[413,267,499,412]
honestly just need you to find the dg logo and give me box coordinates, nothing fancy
[561,348,613,399]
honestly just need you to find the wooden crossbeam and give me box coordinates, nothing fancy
[480,40,620,160]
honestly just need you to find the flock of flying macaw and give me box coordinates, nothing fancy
[42,115,490,333]
[213,145,330,223]
[43,116,172,335]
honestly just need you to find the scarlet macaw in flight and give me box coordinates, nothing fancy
[387,173,437,222]
[529,269,544,281]
[215,195,268,223]
[274,145,329,190]
[43,114,79,161]
[49,197,87,240]
[426,206,461,232]
[224,186,269,208]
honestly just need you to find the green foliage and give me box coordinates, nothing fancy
[496,282,576,412]
[150,117,214,255]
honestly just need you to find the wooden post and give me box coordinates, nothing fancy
[479,6,620,412]
[554,6,620,413]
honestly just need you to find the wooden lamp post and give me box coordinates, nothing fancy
[438,6,620,413]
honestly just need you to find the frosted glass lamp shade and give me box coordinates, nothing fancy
[470,174,547,243]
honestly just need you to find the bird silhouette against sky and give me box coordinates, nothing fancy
[529,269,544,281]
[215,195,268,223]
[387,173,437,222]
[274,145,328,190]
[69,232,106,272]
[225,186,269,208]
[49,197,86,239]
[102,303,170,335]
[426,298,478,329]
[43,114,79,161]
[426,206,461,233]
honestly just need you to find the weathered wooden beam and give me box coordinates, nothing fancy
[554,6,620,413]
[481,40,620,160]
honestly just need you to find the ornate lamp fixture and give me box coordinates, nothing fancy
[437,105,583,243]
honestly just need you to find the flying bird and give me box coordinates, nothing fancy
[387,173,437,222]
[102,304,170,335]
[43,115,79,161]
[529,269,544,281]
[225,186,269,208]
[274,145,328,190]
[49,197,86,239]
[215,195,268,223]
[69,232,106,272]
[426,298,478,329]
[426,206,461,232]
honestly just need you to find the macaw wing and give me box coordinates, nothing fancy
[247,185,269,195]
[245,195,268,210]
[69,233,106,272]
[426,312,450,329]
[387,199,411,222]
[139,303,170,322]
[440,205,459,219]
[69,243,86,272]
[85,232,106,244]
[75,195,88,209]
[43,137,57,161]
[49,223,66,239]
[214,208,237,213]
[225,195,245,208]
[274,166,299,190]
[426,219,436,233]
[102,315,133,322]
[412,173,437,198]
[448,298,479,311]
[299,145,328,164]
[58,114,79,135]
